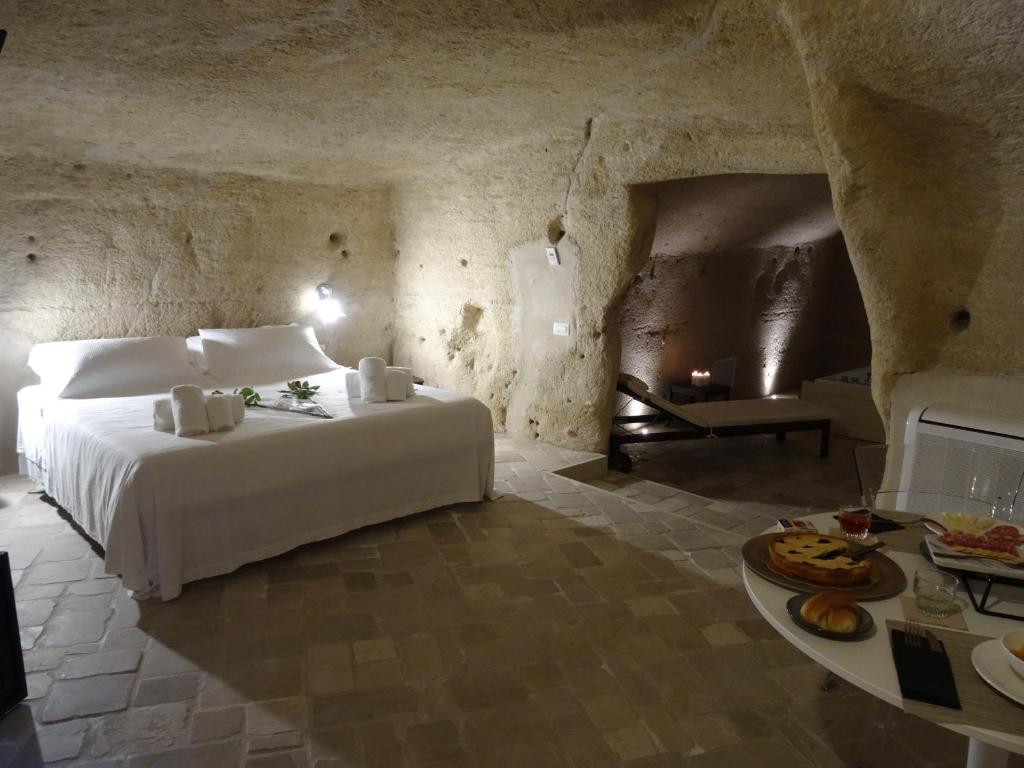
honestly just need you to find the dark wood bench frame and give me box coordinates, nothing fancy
[609,380,831,472]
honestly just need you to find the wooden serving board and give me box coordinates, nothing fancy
[741,533,907,600]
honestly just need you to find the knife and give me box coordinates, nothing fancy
[849,541,885,561]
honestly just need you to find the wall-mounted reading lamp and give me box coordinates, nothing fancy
[315,283,345,323]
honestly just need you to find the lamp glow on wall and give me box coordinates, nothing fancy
[314,283,345,323]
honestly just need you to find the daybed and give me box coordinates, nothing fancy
[610,373,832,472]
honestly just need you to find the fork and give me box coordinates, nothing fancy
[904,618,924,647]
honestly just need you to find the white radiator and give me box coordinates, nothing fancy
[897,404,1024,523]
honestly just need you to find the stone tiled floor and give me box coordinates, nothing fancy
[609,431,868,516]
[0,435,1000,767]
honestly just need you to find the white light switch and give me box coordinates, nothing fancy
[552,322,571,337]
[546,247,560,266]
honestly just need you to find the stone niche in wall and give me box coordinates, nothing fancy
[619,173,871,400]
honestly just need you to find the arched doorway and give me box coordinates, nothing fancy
[611,173,880,497]
[619,173,870,402]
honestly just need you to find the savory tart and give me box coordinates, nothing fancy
[768,532,873,586]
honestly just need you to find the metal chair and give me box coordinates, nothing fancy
[853,443,888,506]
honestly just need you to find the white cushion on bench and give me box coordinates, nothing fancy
[645,391,830,428]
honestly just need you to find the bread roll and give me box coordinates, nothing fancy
[824,606,859,634]
[800,591,859,634]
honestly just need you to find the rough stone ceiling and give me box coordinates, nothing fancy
[3,0,814,185]
[651,174,839,255]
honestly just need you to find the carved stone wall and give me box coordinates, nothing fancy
[2,0,1022,464]
[0,159,393,470]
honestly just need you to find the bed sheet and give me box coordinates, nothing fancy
[19,368,494,599]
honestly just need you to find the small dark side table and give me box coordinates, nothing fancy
[666,380,731,404]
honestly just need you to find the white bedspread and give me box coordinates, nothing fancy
[18,368,494,600]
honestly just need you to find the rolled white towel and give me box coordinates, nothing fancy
[228,393,245,424]
[344,370,361,398]
[358,357,387,403]
[153,398,174,432]
[206,394,236,432]
[388,366,416,397]
[386,368,412,402]
[171,384,209,437]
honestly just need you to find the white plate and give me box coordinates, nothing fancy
[972,639,1024,707]
[924,535,1024,583]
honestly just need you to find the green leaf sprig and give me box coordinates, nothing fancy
[236,386,262,406]
[279,380,320,400]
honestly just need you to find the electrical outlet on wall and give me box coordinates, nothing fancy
[552,322,571,337]
[545,247,560,266]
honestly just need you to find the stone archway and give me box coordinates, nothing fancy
[616,173,871,403]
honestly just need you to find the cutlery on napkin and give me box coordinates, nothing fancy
[890,626,961,710]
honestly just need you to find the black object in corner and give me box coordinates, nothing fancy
[0,552,27,717]
[0,30,7,55]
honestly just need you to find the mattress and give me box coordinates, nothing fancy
[17,368,494,600]
[645,390,830,428]
[675,397,832,428]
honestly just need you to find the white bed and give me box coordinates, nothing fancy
[17,367,494,600]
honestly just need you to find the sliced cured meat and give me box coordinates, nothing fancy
[939,528,1023,563]
[987,525,1023,543]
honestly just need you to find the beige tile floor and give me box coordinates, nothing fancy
[0,434,1013,767]
[609,431,869,515]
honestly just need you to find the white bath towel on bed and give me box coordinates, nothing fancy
[390,366,416,396]
[344,370,362,398]
[206,394,235,432]
[386,368,412,402]
[228,393,245,424]
[171,385,209,437]
[347,366,414,399]
[153,398,174,432]
[358,357,387,403]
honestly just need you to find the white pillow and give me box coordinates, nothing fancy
[197,325,339,381]
[185,336,209,372]
[27,337,206,399]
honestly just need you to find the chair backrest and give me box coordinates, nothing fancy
[711,357,736,387]
[853,443,888,506]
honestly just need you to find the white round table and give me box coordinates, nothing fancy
[742,512,1024,768]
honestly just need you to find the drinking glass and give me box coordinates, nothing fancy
[838,506,872,541]
[913,568,959,618]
